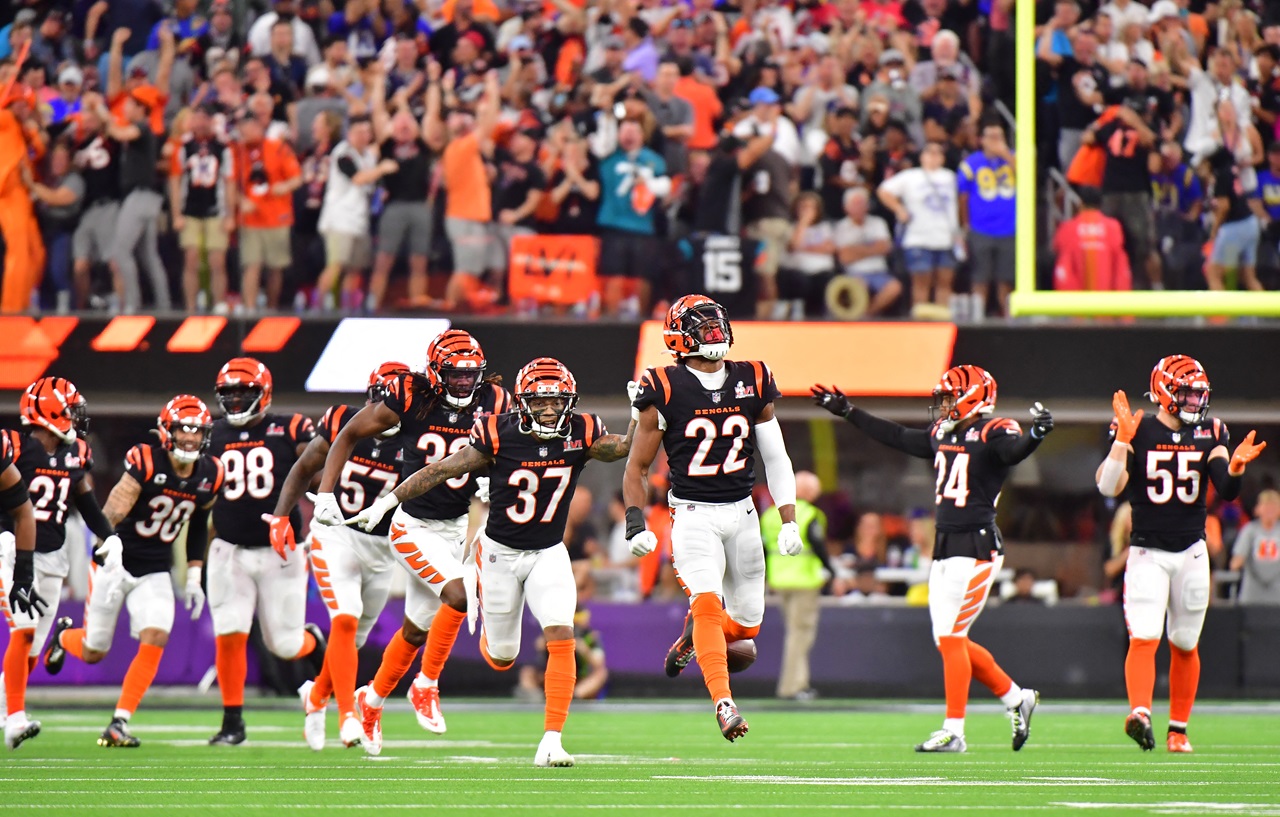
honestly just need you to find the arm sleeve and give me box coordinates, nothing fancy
[984,419,1042,466]
[186,507,209,563]
[755,418,795,508]
[845,408,934,459]
[1207,456,1242,501]
[74,489,116,541]
[807,516,834,574]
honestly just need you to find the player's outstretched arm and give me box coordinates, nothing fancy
[344,444,493,533]
[101,473,143,528]
[588,417,638,463]
[273,435,331,518]
[317,402,400,494]
[1207,429,1267,501]
[989,404,1055,466]
[811,384,933,458]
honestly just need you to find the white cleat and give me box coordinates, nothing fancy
[339,716,365,749]
[299,680,326,752]
[354,685,383,757]
[1010,689,1039,751]
[534,730,575,767]
[408,679,447,734]
[4,716,41,750]
[915,729,967,753]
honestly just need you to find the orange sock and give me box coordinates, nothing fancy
[967,640,1014,698]
[115,643,163,717]
[938,635,972,720]
[311,661,333,708]
[214,633,249,708]
[691,593,731,703]
[1125,638,1160,712]
[544,638,577,732]
[422,606,465,682]
[59,628,86,662]
[292,629,318,660]
[327,615,359,719]
[721,613,760,643]
[1168,645,1200,726]
[479,632,512,672]
[372,630,420,699]
[5,629,34,715]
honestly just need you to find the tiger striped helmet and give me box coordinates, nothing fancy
[427,330,486,408]
[215,357,272,427]
[157,394,214,464]
[20,377,88,443]
[663,294,732,361]
[1149,355,1211,425]
[930,365,997,432]
[515,357,578,439]
[367,361,413,404]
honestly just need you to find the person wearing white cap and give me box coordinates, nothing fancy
[48,65,84,125]
[860,48,923,144]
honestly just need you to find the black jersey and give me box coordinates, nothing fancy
[382,374,512,522]
[634,360,781,505]
[319,404,403,538]
[173,136,233,218]
[675,235,761,323]
[118,444,224,577]
[210,413,314,548]
[2,430,93,553]
[74,133,120,206]
[930,417,1025,534]
[470,412,605,551]
[1117,414,1230,552]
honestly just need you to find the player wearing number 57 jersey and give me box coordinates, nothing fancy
[625,295,800,743]
[45,396,223,749]
[206,358,323,746]
[1098,356,1266,754]
[814,365,1051,754]
[340,357,636,768]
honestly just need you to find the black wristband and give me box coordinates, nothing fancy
[12,549,34,586]
[624,506,646,539]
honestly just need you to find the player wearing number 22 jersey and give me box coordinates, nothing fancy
[340,356,636,768]
[1098,356,1265,754]
[814,365,1053,754]
[625,295,801,744]
[45,395,222,749]
[206,358,324,746]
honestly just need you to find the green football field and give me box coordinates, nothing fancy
[3,699,1279,816]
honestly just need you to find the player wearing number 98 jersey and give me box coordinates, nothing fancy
[813,365,1052,754]
[44,395,223,748]
[206,358,322,746]
[1098,356,1266,754]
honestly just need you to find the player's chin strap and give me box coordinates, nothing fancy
[755,418,796,508]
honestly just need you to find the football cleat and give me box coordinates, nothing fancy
[209,721,246,746]
[1010,689,1039,751]
[915,730,967,753]
[299,680,326,751]
[355,685,383,757]
[303,623,327,675]
[339,716,364,749]
[663,611,696,678]
[43,617,74,675]
[4,716,40,750]
[1125,710,1155,751]
[533,731,575,767]
[409,679,447,734]
[98,717,140,748]
[716,698,748,742]
[1167,732,1193,753]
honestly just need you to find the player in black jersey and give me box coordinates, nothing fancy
[340,357,636,767]
[624,295,800,743]
[44,396,222,748]
[1097,356,1265,753]
[814,365,1052,753]
[311,330,511,755]
[267,362,411,752]
[206,358,323,746]
[0,428,38,617]
[1,377,116,750]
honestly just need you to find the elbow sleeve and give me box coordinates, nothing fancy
[1097,451,1127,497]
[755,418,796,508]
[186,508,210,564]
[1208,457,1242,501]
[74,490,115,541]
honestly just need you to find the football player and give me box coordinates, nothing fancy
[309,331,510,755]
[1097,356,1265,753]
[813,366,1050,753]
[206,358,324,745]
[622,295,800,743]
[44,395,222,748]
[338,357,636,767]
[1,377,117,750]
[0,422,39,735]
[265,362,412,751]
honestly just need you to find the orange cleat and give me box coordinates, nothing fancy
[1167,732,1193,753]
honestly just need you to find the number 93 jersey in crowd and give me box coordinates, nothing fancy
[633,360,781,504]
[381,372,511,522]
[2,429,93,553]
[118,443,224,576]
[470,412,606,550]
[210,414,315,548]
[318,404,404,537]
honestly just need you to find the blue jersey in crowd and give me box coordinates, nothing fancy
[1251,168,1280,221]
[596,147,667,236]
[958,151,1015,238]
[148,15,209,50]
[1151,163,1203,216]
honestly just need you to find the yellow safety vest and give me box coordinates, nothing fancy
[762,500,827,590]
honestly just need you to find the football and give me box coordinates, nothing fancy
[727,639,758,674]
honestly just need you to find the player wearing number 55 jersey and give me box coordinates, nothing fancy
[45,396,223,748]
[339,357,636,768]
[814,365,1051,754]
[206,358,323,746]
[625,295,800,743]
[1098,356,1265,754]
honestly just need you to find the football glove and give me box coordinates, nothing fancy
[624,505,657,558]
[1029,402,1054,439]
[262,514,297,561]
[95,534,124,572]
[308,491,344,526]
[1112,390,1143,445]
[183,566,205,620]
[776,521,804,556]
[344,491,401,533]
[8,548,47,618]
[474,476,491,505]
[1230,430,1267,476]
[811,385,852,418]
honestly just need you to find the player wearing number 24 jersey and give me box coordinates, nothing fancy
[814,365,1052,754]
[45,395,222,749]
[340,356,636,768]
[1097,356,1265,754]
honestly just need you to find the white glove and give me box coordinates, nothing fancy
[474,476,490,505]
[344,491,401,533]
[307,492,344,526]
[777,521,804,557]
[183,566,205,621]
[628,529,658,558]
[95,534,124,572]
[0,530,14,567]
[627,380,641,421]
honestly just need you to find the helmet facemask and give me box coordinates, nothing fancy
[439,365,484,408]
[519,393,576,440]
[164,421,212,464]
[681,304,732,361]
[216,384,265,427]
[1172,385,1211,425]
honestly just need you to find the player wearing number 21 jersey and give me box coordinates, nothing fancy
[45,396,222,749]
[206,358,324,746]
[814,365,1052,754]
[625,295,801,744]
[1098,356,1265,754]
[339,357,636,768]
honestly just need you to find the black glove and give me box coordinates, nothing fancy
[1029,402,1054,440]
[811,385,852,418]
[624,506,647,540]
[9,549,47,618]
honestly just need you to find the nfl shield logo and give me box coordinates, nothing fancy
[1172,433,1181,443]
[539,446,549,457]
[711,392,722,403]
[449,413,458,423]
[489,554,496,563]
[240,432,249,441]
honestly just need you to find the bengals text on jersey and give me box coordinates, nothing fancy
[117,443,224,578]
[317,404,404,538]
[209,413,314,548]
[2,430,94,553]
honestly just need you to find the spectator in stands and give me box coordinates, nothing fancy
[264,18,309,97]
[835,187,900,316]
[1038,9,1107,170]
[642,59,694,176]
[248,0,322,65]
[861,49,923,145]
[547,131,601,235]
[912,30,980,120]
[316,115,389,313]
[47,65,84,128]
[107,26,173,138]
[958,121,1016,316]
[1151,141,1205,288]
[169,104,236,314]
[1088,98,1159,288]
[28,141,84,315]
[842,563,890,603]
[1252,44,1280,148]
[789,54,859,172]
[622,17,660,83]
[234,109,303,312]
[1005,568,1045,605]
[1231,490,1280,606]
[819,106,862,221]
[193,1,241,80]
[492,124,548,288]
[1183,47,1253,162]
[779,192,837,319]
[877,141,959,310]
[1250,142,1280,283]
[441,69,501,311]
[1052,185,1132,291]
[516,607,608,701]
[1204,146,1265,291]
[741,91,796,319]
[70,101,119,312]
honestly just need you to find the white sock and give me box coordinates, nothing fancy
[8,709,25,723]
[1132,706,1151,717]
[1000,683,1023,709]
[113,709,132,722]
[415,674,438,689]
[366,690,386,708]
[943,717,965,737]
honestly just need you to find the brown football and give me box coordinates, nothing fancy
[727,639,758,674]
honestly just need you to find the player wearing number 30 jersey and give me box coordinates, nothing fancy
[814,365,1051,754]
[1097,356,1265,754]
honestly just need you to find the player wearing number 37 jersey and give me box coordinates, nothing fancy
[814,365,1051,754]
[1098,356,1265,754]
